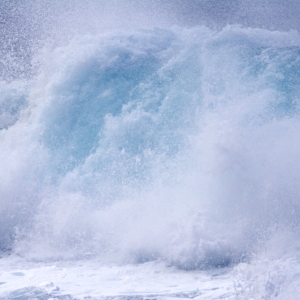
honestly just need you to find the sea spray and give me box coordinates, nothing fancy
[0,27,299,273]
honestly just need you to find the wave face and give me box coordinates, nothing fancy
[1,26,300,269]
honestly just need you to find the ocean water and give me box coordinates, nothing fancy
[1,1,300,299]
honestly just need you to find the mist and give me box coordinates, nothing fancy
[1,0,300,81]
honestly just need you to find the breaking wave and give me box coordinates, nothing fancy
[1,25,300,271]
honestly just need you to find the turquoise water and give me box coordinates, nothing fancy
[1,1,300,298]
[1,26,300,268]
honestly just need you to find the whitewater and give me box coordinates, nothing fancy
[1,1,300,299]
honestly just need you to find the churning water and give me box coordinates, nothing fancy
[1,1,300,299]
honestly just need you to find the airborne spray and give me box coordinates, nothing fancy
[1,1,300,299]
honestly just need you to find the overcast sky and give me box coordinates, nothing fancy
[2,0,300,34]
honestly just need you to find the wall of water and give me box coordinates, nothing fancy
[1,1,300,270]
